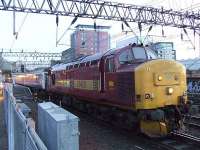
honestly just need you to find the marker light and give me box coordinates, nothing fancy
[167,87,174,95]
[158,75,163,81]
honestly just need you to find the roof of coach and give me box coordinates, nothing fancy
[51,63,68,71]
[80,53,104,63]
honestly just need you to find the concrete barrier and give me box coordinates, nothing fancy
[38,102,79,150]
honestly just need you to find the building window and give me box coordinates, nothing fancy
[81,31,87,48]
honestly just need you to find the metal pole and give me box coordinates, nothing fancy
[13,0,16,36]
[198,34,200,57]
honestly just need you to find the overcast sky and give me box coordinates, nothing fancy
[0,0,200,60]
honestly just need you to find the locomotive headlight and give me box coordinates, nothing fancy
[167,87,173,95]
[158,75,163,81]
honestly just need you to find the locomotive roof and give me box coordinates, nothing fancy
[51,45,134,72]
[80,53,104,63]
[78,48,117,63]
[51,47,118,72]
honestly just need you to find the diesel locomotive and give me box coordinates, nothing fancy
[14,44,188,137]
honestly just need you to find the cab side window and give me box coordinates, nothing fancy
[119,49,134,64]
[106,57,115,72]
[132,47,146,59]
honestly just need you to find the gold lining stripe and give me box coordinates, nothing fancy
[55,79,99,91]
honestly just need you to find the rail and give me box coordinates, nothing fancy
[171,131,200,143]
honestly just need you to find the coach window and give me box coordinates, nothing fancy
[80,63,85,67]
[69,65,73,70]
[48,70,51,75]
[74,64,79,68]
[86,61,90,67]
[91,60,98,66]
[106,57,115,72]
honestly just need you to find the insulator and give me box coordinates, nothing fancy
[94,21,97,30]
[181,33,183,40]
[138,22,142,33]
[148,25,153,32]
[162,27,164,36]
[121,23,124,31]
[56,15,59,26]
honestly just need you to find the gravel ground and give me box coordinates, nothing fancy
[0,96,8,150]
[60,105,163,150]
[77,111,158,150]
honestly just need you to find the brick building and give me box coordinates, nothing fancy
[62,24,111,63]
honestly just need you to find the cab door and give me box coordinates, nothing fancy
[104,55,117,102]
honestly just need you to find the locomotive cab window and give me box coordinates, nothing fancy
[119,49,134,64]
[132,47,147,59]
[146,48,157,59]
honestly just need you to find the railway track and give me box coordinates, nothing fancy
[184,115,200,131]
[60,101,200,150]
[153,131,200,150]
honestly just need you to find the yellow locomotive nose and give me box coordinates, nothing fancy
[134,59,187,137]
[134,59,187,110]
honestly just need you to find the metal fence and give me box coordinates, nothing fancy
[3,84,47,150]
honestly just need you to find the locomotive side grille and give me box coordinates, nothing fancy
[93,80,99,91]
[116,72,134,102]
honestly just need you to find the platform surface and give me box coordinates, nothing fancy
[0,96,8,150]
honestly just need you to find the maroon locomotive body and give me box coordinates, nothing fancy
[13,44,188,136]
[48,44,151,108]
[45,44,189,136]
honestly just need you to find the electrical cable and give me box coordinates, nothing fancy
[10,2,33,49]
